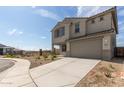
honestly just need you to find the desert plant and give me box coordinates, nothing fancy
[4,54,16,58]
[35,56,41,60]
[109,64,115,70]
[15,55,21,58]
[104,72,112,78]
[42,53,48,60]
[51,52,57,58]
[48,55,55,61]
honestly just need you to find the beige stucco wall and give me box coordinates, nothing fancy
[87,13,112,34]
[70,19,87,38]
[102,35,114,60]
[52,23,70,44]
[52,18,87,44]
[56,33,115,60]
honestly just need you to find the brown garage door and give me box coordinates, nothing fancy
[70,37,102,59]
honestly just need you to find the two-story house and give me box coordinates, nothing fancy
[51,7,118,60]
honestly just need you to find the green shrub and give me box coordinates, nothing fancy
[4,54,16,58]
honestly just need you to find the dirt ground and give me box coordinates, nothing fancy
[22,56,61,69]
[76,57,124,87]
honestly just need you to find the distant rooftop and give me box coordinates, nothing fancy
[0,44,7,47]
[0,44,13,48]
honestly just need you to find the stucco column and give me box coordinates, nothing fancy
[52,43,54,53]
[66,41,70,56]
[64,24,70,39]
[102,35,112,60]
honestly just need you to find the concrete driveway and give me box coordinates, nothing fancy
[30,57,100,87]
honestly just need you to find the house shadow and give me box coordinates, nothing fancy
[108,57,124,64]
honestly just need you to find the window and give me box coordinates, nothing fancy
[91,19,95,24]
[75,23,80,33]
[55,27,65,37]
[59,27,65,36]
[62,44,66,52]
[100,16,104,21]
[57,30,59,37]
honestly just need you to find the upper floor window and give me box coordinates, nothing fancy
[55,27,65,38]
[100,16,104,21]
[75,23,80,33]
[91,19,95,24]
[59,27,65,36]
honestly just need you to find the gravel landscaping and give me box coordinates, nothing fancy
[22,56,60,69]
[76,58,124,87]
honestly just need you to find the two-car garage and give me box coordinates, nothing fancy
[70,37,103,59]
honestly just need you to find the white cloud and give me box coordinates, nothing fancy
[118,21,124,32]
[18,31,23,34]
[117,41,124,47]
[118,9,124,16]
[119,26,124,31]
[7,28,23,36]
[40,36,47,39]
[117,6,124,10]
[34,8,61,21]
[20,46,50,51]
[118,21,124,26]
[31,6,36,9]
[117,34,124,40]
[76,6,113,17]
[8,29,17,35]
[118,20,124,33]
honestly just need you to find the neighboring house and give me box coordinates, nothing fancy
[51,7,118,60]
[0,44,14,55]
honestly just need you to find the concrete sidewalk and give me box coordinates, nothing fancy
[30,57,100,87]
[0,57,100,87]
[0,58,36,87]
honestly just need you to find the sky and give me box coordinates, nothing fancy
[0,6,123,50]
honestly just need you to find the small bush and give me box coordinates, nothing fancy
[42,53,48,60]
[109,64,115,70]
[48,55,55,61]
[35,56,41,60]
[4,54,16,58]
[51,52,57,58]
[104,72,112,78]
[48,52,57,61]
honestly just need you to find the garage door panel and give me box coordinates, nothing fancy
[70,38,102,59]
